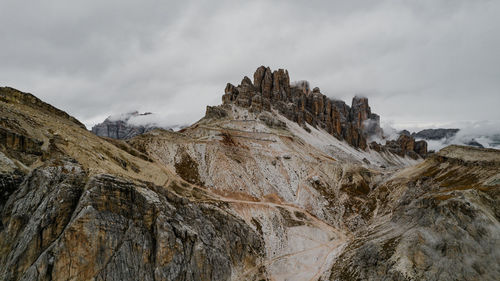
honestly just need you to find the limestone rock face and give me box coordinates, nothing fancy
[414,140,428,156]
[350,96,370,129]
[1,86,499,281]
[205,106,228,119]
[382,134,427,159]
[221,66,384,150]
[0,161,264,281]
[0,87,265,281]
[220,66,425,157]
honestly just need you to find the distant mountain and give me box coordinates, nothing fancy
[412,128,459,140]
[406,128,500,150]
[91,111,170,139]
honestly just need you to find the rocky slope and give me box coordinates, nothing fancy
[1,71,499,281]
[0,87,266,281]
[329,145,500,280]
[222,66,426,158]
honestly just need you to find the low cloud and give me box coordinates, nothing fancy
[416,121,500,151]
[126,112,195,130]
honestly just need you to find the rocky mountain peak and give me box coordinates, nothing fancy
[221,66,427,158]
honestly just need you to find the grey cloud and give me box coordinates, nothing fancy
[0,0,498,130]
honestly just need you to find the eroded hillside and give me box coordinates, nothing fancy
[1,78,499,281]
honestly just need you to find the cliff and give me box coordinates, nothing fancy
[2,82,498,281]
[221,66,426,158]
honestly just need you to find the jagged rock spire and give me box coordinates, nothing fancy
[222,66,380,150]
[221,66,427,157]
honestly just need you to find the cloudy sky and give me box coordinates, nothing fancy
[1,0,499,130]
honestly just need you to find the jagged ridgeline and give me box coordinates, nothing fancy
[223,67,380,149]
[222,66,427,158]
[1,73,499,281]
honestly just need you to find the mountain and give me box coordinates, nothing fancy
[0,86,265,280]
[1,65,499,281]
[91,111,171,140]
[223,66,427,159]
[412,128,460,140]
[405,128,500,150]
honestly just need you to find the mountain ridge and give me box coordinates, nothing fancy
[221,66,427,159]
[1,77,499,281]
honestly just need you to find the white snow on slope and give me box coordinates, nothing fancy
[276,111,421,169]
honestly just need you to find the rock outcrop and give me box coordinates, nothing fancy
[328,145,500,280]
[222,67,382,150]
[1,162,264,281]
[222,66,426,157]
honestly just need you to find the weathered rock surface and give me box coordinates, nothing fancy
[0,87,266,281]
[223,67,381,150]
[329,145,500,280]
[0,160,265,281]
[222,66,426,158]
[2,84,499,281]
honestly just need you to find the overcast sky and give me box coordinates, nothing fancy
[1,0,499,130]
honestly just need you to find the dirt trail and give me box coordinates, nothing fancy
[196,191,350,281]
[159,119,353,280]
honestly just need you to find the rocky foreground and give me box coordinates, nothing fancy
[1,68,499,281]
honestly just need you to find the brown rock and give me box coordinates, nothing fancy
[397,134,415,154]
[205,106,228,119]
[253,66,273,100]
[235,77,255,107]
[222,83,238,104]
[271,69,290,101]
[253,66,266,91]
[294,81,310,95]
[351,96,371,129]
[251,94,263,112]
[415,140,428,157]
[369,141,383,152]
[220,67,391,151]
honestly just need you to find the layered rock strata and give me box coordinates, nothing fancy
[0,87,266,281]
[2,86,499,281]
[222,66,426,157]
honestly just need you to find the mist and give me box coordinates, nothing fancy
[416,120,500,151]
